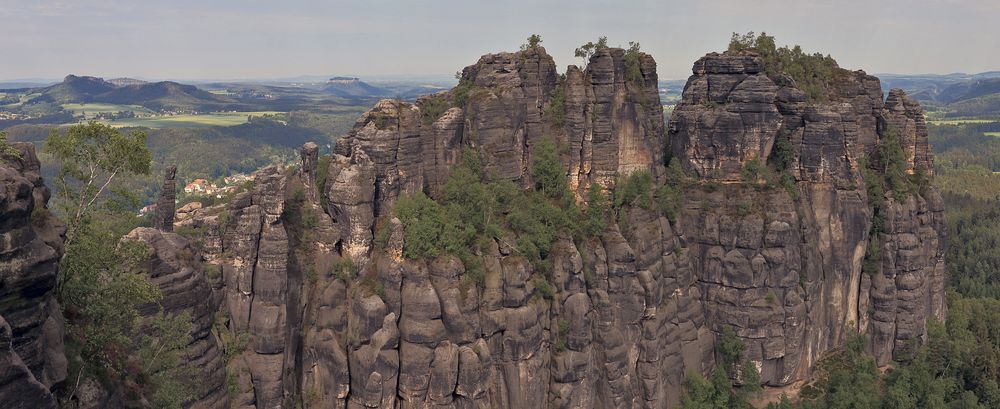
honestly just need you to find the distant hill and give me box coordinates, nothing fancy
[879,72,1000,117]
[107,77,149,87]
[322,77,390,98]
[28,75,239,111]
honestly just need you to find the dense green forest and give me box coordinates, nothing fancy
[2,108,364,206]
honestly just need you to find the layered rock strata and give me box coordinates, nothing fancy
[154,165,177,231]
[0,143,66,408]
[125,227,229,408]
[182,46,945,409]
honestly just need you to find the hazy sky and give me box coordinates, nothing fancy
[1,0,997,81]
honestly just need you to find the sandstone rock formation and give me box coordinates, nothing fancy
[125,227,229,408]
[668,51,945,378]
[0,45,950,409]
[0,143,66,408]
[174,46,945,409]
[154,165,177,231]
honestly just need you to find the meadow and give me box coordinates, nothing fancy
[62,103,155,118]
[928,118,998,125]
[97,111,285,128]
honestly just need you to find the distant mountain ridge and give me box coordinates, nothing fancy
[879,71,1000,116]
[321,77,390,98]
[29,75,239,111]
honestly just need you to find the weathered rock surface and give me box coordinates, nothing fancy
[217,167,290,409]
[154,165,177,231]
[0,143,65,408]
[180,47,945,409]
[125,227,229,408]
[668,51,944,378]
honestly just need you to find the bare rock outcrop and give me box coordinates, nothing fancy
[187,46,945,409]
[125,227,229,408]
[0,143,66,408]
[154,165,177,231]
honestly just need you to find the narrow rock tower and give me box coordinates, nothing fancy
[153,165,177,231]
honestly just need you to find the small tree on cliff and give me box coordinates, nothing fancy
[521,34,543,51]
[574,36,609,63]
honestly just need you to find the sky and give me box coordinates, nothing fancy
[1,0,998,81]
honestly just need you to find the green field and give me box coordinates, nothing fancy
[95,111,285,129]
[928,118,998,125]
[62,103,156,118]
[986,132,1000,137]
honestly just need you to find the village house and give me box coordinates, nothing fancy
[184,178,218,195]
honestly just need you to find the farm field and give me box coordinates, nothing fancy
[62,103,155,118]
[97,111,285,128]
[928,118,998,125]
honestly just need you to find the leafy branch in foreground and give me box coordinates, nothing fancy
[45,121,151,245]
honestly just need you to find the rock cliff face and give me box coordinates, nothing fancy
[0,143,66,408]
[187,46,945,408]
[125,227,229,408]
[668,52,945,378]
[153,165,177,232]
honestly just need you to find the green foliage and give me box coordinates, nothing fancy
[679,365,755,409]
[574,36,608,62]
[531,137,569,200]
[767,134,799,199]
[451,77,477,108]
[546,78,567,128]
[869,127,919,202]
[928,122,1000,199]
[396,191,460,259]
[718,326,745,370]
[396,142,578,282]
[614,171,655,209]
[779,172,798,199]
[520,34,543,51]
[583,183,610,236]
[0,131,22,159]
[741,157,767,184]
[222,331,251,363]
[420,94,450,125]
[765,291,776,305]
[943,194,1000,298]
[139,312,197,409]
[329,258,358,281]
[612,165,685,224]
[282,186,318,239]
[203,263,222,282]
[360,272,386,300]
[860,127,929,278]
[534,277,555,300]
[316,154,332,211]
[60,222,161,375]
[805,334,883,409]
[727,32,842,102]
[558,319,571,335]
[656,185,684,223]
[736,201,754,217]
[45,121,152,241]
[771,134,795,172]
[624,41,644,85]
